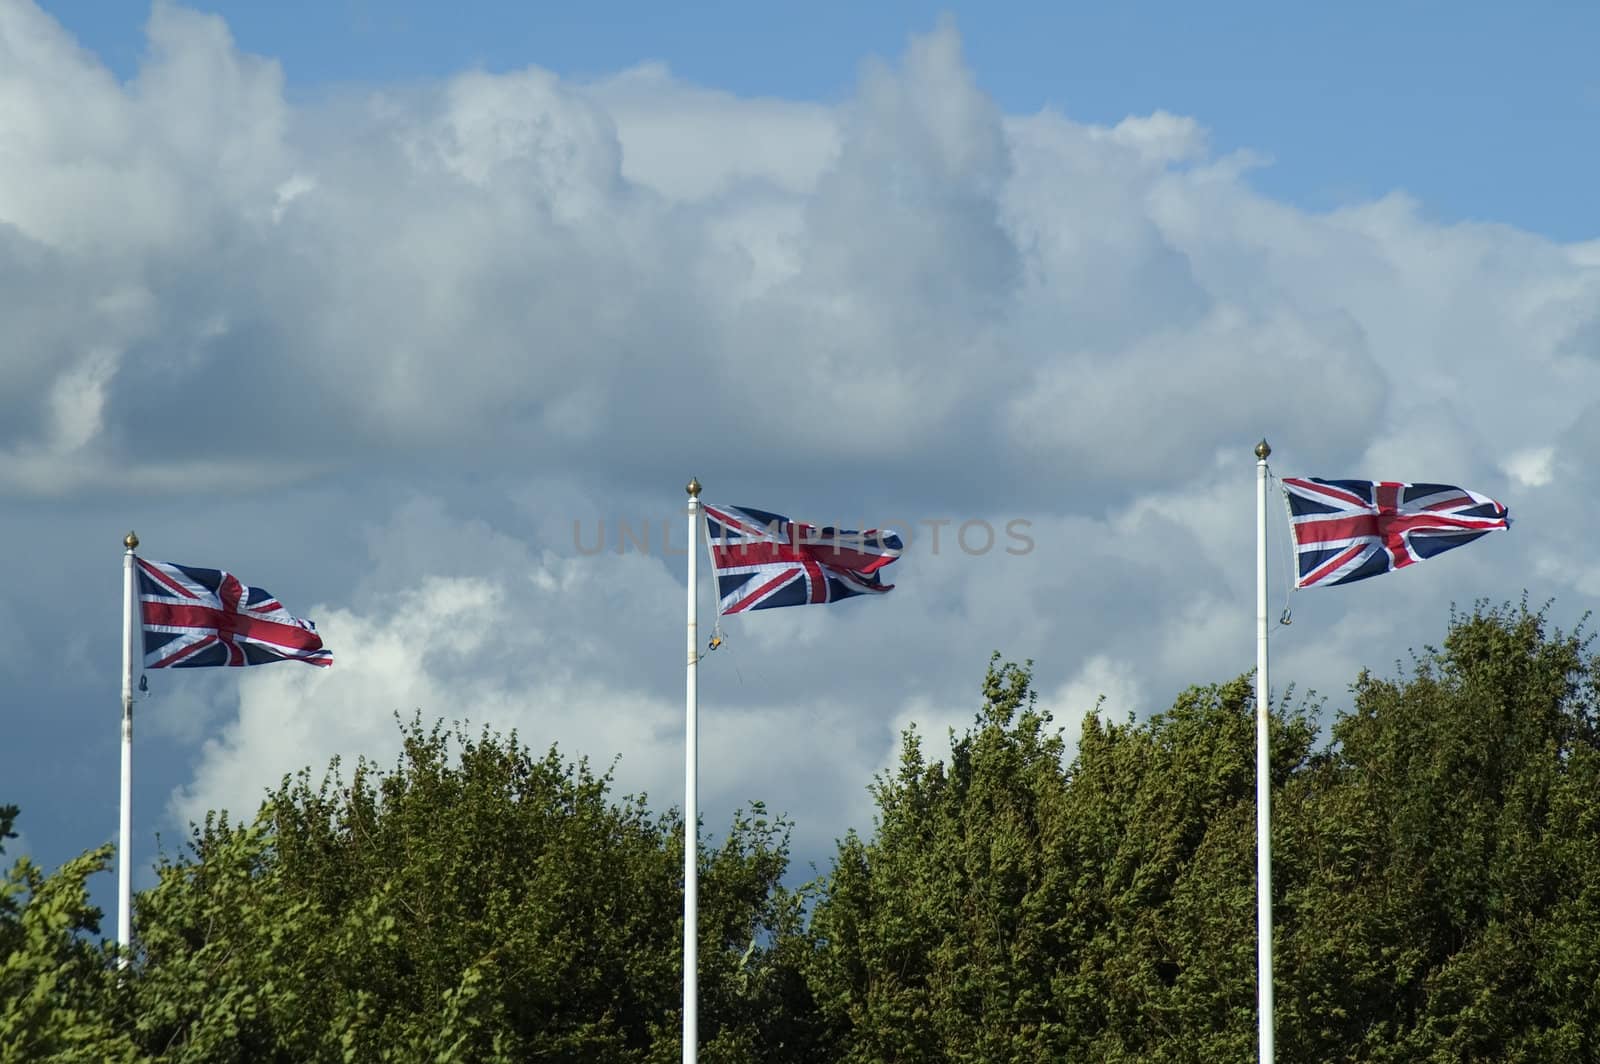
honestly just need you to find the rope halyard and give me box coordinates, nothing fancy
[699,506,726,659]
[1269,467,1296,627]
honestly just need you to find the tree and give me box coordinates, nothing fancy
[1273,601,1600,1062]
[808,603,1600,1062]
[122,718,822,1062]
[6,600,1598,1060]
[806,655,1318,1063]
[808,656,1076,1061]
[0,808,137,1063]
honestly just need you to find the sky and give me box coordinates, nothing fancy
[3,0,1599,924]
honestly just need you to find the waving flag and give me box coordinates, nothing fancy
[137,558,332,668]
[1283,478,1510,588]
[704,505,903,614]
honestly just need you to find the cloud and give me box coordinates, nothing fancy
[4,3,1599,886]
[1501,447,1555,489]
[582,63,838,202]
[1006,306,1386,484]
[7,2,1580,511]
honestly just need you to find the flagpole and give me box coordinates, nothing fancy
[684,477,701,1064]
[119,531,139,969]
[1254,441,1274,1063]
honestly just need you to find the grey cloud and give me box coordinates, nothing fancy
[1007,307,1386,485]
[4,4,1599,899]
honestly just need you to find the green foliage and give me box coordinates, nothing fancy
[808,656,1072,1061]
[806,655,1318,1062]
[122,718,817,1062]
[0,828,138,1063]
[807,603,1600,1062]
[0,804,17,930]
[1273,600,1600,1062]
[4,601,1599,1060]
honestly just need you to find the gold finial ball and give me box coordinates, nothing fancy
[1254,439,1271,460]
[686,477,702,498]
[124,530,139,550]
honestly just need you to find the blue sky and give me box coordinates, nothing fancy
[39,0,1600,241]
[4,0,1599,935]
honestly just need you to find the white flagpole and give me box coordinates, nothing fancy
[683,478,701,1064]
[1254,441,1274,1062]
[119,531,139,969]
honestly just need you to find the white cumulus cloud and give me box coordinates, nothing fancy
[1,2,1597,882]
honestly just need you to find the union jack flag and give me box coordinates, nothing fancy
[138,558,333,668]
[704,505,903,615]
[1282,478,1510,589]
